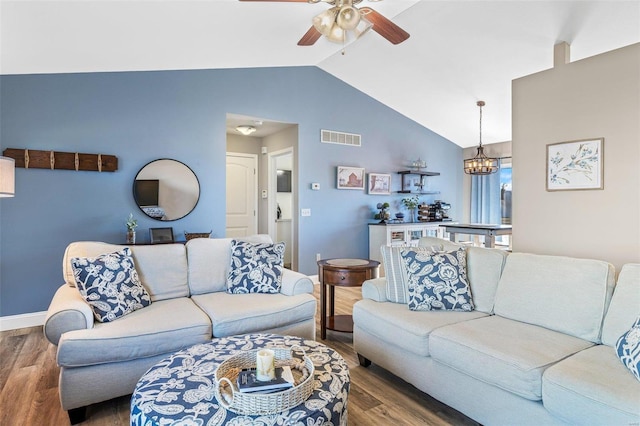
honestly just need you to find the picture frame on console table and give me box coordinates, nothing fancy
[149,227,175,244]
[368,173,391,195]
[546,138,604,191]
[337,166,365,190]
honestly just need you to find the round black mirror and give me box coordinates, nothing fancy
[133,159,200,221]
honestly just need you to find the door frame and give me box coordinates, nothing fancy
[268,147,296,269]
[225,152,258,237]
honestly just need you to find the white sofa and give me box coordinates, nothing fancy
[353,237,640,425]
[44,236,316,424]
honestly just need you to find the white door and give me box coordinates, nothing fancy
[226,153,258,238]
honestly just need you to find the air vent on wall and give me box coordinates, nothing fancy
[321,130,361,147]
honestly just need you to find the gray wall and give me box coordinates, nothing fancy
[0,66,462,317]
[512,43,640,270]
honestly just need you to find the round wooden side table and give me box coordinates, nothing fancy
[317,258,380,340]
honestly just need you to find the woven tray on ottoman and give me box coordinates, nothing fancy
[214,345,314,415]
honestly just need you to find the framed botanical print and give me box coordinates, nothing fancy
[546,138,604,191]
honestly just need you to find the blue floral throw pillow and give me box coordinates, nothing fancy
[227,240,285,294]
[71,248,151,322]
[400,247,474,312]
[616,316,640,382]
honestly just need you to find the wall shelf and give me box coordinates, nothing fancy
[3,148,118,172]
[397,170,440,194]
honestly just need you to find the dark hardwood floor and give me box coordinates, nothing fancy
[0,285,478,425]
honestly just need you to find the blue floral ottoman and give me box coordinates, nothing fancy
[130,333,350,426]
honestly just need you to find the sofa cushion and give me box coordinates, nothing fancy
[616,316,640,381]
[602,263,640,346]
[57,297,211,367]
[227,240,284,294]
[429,315,594,400]
[542,345,640,424]
[186,235,273,295]
[464,247,508,314]
[191,292,316,337]
[70,247,151,323]
[129,244,190,301]
[401,247,474,312]
[352,298,487,357]
[494,253,615,343]
[63,241,190,301]
[63,241,123,287]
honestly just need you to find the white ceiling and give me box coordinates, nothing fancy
[2,0,638,148]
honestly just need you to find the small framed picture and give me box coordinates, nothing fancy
[149,227,175,244]
[546,138,604,191]
[336,166,365,190]
[368,173,391,195]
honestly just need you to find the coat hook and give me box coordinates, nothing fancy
[50,151,55,170]
[24,149,29,169]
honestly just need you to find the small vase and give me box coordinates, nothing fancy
[126,230,136,244]
[410,209,417,223]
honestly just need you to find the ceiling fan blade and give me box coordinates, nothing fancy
[360,7,410,45]
[298,26,322,46]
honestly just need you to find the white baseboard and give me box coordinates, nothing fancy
[308,274,320,285]
[0,311,47,332]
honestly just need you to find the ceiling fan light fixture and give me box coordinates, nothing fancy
[313,7,339,37]
[337,5,360,30]
[236,125,257,136]
[326,24,346,43]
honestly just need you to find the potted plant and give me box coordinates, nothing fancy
[126,213,138,244]
[402,196,420,222]
[375,202,391,223]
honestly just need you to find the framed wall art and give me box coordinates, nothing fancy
[368,173,391,195]
[546,138,604,191]
[336,166,365,190]
[149,227,175,244]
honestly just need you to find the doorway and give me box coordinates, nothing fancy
[225,153,258,238]
[269,148,294,269]
[225,113,298,269]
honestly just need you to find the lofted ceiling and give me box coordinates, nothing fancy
[1,0,638,147]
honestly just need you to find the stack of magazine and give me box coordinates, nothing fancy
[236,367,295,394]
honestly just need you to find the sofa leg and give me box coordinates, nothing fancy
[357,353,371,367]
[68,406,87,425]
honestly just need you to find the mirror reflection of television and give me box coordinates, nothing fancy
[134,179,159,206]
[277,170,291,193]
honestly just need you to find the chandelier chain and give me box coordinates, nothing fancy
[477,100,484,148]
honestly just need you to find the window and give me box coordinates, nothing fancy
[500,159,512,225]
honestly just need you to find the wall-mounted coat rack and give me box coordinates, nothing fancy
[2,148,118,172]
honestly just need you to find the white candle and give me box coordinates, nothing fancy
[256,349,275,382]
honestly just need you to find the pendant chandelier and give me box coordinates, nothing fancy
[463,101,498,175]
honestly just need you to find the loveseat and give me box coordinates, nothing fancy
[43,235,316,424]
[353,236,640,425]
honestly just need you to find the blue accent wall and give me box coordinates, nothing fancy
[0,66,462,316]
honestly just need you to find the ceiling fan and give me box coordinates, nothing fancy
[239,0,410,46]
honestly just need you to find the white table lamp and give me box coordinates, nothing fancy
[0,156,15,197]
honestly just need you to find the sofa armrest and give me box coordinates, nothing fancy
[280,269,314,296]
[44,284,94,346]
[362,278,389,302]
